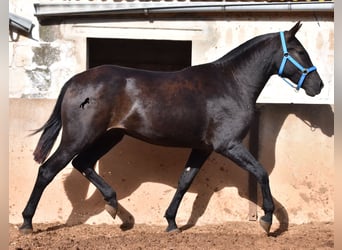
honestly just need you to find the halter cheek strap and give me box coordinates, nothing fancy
[278,31,317,91]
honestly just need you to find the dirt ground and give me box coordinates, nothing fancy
[9,222,333,250]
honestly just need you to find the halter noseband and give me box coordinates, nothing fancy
[278,31,317,91]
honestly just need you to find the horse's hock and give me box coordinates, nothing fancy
[9,99,334,227]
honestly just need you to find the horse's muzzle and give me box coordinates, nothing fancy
[305,80,324,97]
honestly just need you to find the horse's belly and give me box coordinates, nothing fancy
[125,123,206,148]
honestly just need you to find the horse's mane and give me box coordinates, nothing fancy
[214,32,277,64]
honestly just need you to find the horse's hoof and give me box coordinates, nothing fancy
[259,218,272,235]
[120,222,134,231]
[165,227,181,233]
[105,204,117,219]
[19,226,33,235]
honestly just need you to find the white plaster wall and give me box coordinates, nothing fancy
[61,19,334,103]
[9,10,334,103]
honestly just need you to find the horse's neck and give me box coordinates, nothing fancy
[215,34,278,103]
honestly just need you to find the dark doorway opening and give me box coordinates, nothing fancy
[87,38,192,71]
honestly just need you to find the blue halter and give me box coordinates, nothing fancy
[278,31,317,91]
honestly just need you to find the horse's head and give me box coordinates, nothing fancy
[277,21,324,97]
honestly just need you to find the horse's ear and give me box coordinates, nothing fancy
[288,21,302,37]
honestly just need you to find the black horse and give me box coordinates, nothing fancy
[19,22,323,235]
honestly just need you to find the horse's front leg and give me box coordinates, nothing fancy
[164,148,211,232]
[216,141,274,234]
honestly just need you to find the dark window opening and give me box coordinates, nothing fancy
[87,38,192,71]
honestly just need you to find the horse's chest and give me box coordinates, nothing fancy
[205,98,254,143]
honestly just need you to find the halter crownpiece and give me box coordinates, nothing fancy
[278,31,317,91]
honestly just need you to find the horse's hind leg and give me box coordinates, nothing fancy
[71,128,125,220]
[20,146,76,234]
[216,141,275,234]
[164,148,211,232]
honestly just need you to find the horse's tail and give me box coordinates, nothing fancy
[31,82,70,164]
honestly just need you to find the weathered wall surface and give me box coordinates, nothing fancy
[9,5,334,102]
[9,0,334,229]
